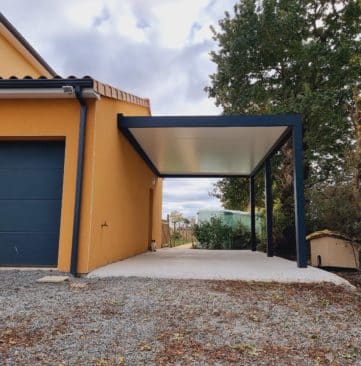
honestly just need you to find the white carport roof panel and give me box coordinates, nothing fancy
[129,126,288,176]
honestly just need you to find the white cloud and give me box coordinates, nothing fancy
[152,0,209,48]
[163,178,223,218]
[64,2,105,29]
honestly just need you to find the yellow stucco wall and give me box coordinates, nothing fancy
[0,17,163,273]
[0,28,51,78]
[0,99,85,271]
[77,97,163,273]
[152,177,163,248]
[0,95,162,274]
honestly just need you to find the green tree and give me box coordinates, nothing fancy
[351,90,361,210]
[207,0,361,255]
[169,210,183,232]
[211,173,264,211]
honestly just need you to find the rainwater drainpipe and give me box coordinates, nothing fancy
[70,85,88,276]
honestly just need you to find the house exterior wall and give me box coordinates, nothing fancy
[152,176,163,251]
[0,28,50,77]
[0,15,163,273]
[0,96,162,274]
[0,98,91,271]
[77,96,162,274]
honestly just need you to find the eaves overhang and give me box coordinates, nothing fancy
[0,78,96,99]
[0,77,94,89]
[0,77,150,107]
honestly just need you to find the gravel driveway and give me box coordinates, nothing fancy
[0,270,360,365]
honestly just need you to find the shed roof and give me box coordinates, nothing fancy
[306,230,352,242]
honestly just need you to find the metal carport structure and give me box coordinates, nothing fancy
[118,114,307,268]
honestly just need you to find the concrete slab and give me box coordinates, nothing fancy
[88,248,351,286]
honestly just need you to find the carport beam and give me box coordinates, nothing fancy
[293,123,307,267]
[265,158,273,257]
[249,176,256,251]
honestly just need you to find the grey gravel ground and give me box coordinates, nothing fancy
[0,270,360,366]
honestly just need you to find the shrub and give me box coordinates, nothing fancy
[171,231,181,240]
[193,217,259,250]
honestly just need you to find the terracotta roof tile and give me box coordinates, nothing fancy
[0,75,150,108]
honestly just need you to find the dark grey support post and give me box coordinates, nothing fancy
[249,176,256,251]
[265,158,273,257]
[293,123,307,267]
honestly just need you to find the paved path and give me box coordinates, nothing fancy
[88,248,350,286]
[171,242,192,249]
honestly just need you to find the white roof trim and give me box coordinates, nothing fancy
[0,87,100,99]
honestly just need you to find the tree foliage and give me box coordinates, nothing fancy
[211,174,264,211]
[207,0,361,252]
[351,91,361,209]
[169,210,183,232]
[308,180,361,241]
[193,217,256,249]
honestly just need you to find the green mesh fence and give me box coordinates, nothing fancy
[197,209,262,235]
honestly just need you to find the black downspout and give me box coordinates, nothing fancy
[70,86,87,276]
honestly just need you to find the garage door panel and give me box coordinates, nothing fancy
[0,141,65,169]
[0,232,59,266]
[0,141,64,266]
[0,200,62,232]
[0,168,64,199]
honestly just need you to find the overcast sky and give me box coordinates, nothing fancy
[1,0,236,218]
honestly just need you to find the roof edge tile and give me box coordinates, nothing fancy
[92,79,150,108]
[0,75,150,108]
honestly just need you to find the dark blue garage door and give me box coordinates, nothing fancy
[0,141,65,266]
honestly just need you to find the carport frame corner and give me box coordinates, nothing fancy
[117,113,307,268]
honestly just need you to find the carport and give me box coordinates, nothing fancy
[118,114,307,268]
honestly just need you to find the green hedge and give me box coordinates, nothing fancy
[193,217,258,250]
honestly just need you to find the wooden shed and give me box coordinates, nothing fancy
[307,230,360,269]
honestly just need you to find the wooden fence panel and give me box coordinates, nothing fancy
[161,221,170,247]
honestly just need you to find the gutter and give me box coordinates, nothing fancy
[0,88,99,99]
[70,85,88,276]
[0,78,93,89]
